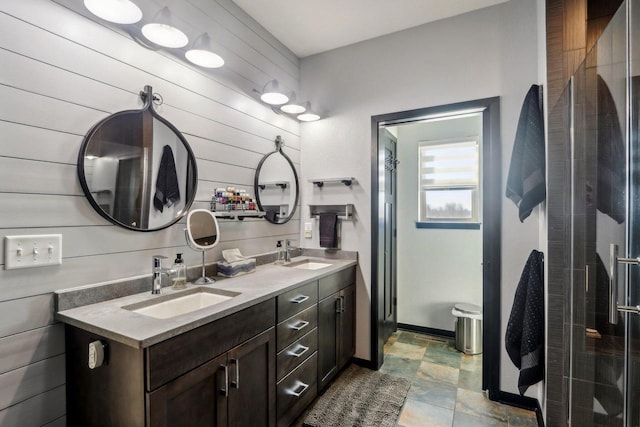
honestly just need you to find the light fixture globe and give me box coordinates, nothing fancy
[141,7,188,48]
[297,112,320,122]
[84,0,142,24]
[186,50,224,68]
[281,103,306,114]
[185,33,225,68]
[280,92,306,114]
[260,80,289,105]
[297,102,320,121]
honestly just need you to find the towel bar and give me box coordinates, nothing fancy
[309,204,353,220]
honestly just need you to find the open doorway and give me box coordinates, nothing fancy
[370,97,501,398]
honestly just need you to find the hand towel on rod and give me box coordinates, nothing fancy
[319,212,338,248]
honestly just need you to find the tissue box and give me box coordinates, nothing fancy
[217,258,256,277]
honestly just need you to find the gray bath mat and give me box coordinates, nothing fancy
[303,364,411,427]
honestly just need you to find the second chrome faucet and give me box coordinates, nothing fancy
[151,255,176,294]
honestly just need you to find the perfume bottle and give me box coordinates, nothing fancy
[172,253,187,289]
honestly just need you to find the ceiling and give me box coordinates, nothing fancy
[231,0,510,58]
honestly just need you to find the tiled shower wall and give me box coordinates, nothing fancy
[545,0,623,425]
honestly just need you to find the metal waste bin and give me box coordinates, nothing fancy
[452,303,482,355]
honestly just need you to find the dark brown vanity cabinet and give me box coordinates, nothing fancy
[65,299,276,427]
[148,328,276,427]
[318,267,356,390]
[275,280,319,427]
[64,265,357,427]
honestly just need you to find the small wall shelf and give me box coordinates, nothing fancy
[309,204,354,220]
[212,211,265,221]
[309,177,355,187]
[258,181,289,190]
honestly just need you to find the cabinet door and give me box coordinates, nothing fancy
[338,285,356,369]
[227,328,276,427]
[318,294,340,389]
[147,353,228,427]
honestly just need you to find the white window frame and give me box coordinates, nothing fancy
[418,137,481,225]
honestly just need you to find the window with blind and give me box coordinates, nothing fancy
[418,138,480,225]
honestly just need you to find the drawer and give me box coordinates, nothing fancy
[146,299,275,391]
[277,305,317,352]
[276,352,318,423]
[277,280,318,322]
[319,267,355,300]
[276,327,317,382]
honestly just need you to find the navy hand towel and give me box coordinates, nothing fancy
[505,250,544,395]
[153,145,180,212]
[319,213,338,248]
[506,84,546,222]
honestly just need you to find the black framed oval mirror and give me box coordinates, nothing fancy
[78,86,197,231]
[254,136,299,224]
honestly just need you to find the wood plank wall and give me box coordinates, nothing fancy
[0,1,301,424]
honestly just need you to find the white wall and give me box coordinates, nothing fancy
[393,116,483,332]
[0,1,299,424]
[299,0,542,396]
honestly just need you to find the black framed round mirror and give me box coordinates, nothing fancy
[254,136,299,224]
[78,86,197,231]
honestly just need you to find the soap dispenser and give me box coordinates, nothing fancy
[172,253,187,289]
[275,240,285,264]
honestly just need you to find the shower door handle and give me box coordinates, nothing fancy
[610,243,640,324]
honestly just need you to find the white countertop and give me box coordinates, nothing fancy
[55,256,357,349]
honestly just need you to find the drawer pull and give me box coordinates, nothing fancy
[289,320,310,331]
[287,380,310,397]
[287,344,310,358]
[230,358,240,389]
[290,295,310,304]
[219,364,229,396]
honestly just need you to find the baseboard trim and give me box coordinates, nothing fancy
[397,323,455,339]
[496,391,544,427]
[351,357,376,370]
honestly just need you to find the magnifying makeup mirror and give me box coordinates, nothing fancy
[185,209,220,284]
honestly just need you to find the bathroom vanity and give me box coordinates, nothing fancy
[56,256,356,427]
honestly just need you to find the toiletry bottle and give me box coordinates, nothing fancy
[275,240,284,264]
[172,253,187,289]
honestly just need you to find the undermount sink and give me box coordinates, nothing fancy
[284,259,333,270]
[124,287,241,319]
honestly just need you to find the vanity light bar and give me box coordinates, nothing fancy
[84,1,225,69]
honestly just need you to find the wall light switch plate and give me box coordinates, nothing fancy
[304,222,313,238]
[4,234,62,270]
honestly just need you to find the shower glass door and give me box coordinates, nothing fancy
[568,1,640,425]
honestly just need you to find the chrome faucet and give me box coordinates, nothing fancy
[152,255,175,295]
[284,239,298,263]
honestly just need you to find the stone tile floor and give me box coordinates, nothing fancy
[381,330,538,427]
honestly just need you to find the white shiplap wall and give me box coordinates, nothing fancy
[0,1,301,424]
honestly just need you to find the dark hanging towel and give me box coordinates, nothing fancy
[596,75,625,224]
[319,213,338,248]
[506,84,546,222]
[153,145,181,212]
[505,250,544,395]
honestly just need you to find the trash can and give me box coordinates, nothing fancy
[452,303,483,355]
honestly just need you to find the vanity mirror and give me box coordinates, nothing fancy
[185,209,220,284]
[254,136,299,224]
[77,85,197,231]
